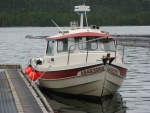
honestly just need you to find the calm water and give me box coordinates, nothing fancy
[0,26,150,113]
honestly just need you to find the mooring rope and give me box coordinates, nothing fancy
[31,65,51,86]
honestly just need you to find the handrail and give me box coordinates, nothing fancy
[67,37,116,65]
[115,40,117,61]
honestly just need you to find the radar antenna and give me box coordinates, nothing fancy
[74,1,90,28]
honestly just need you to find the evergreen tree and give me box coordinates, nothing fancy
[0,0,150,26]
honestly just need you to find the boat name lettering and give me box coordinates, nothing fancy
[81,66,104,76]
[107,67,119,75]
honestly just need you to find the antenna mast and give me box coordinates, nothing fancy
[51,20,63,33]
[74,1,90,28]
[83,0,85,5]
[83,0,89,28]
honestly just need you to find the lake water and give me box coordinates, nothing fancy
[0,26,150,113]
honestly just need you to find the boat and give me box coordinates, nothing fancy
[24,2,127,97]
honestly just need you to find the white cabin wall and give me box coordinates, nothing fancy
[52,53,121,66]
[43,51,122,67]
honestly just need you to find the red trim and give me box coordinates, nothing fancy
[40,65,99,79]
[39,64,127,79]
[46,32,115,40]
[111,64,127,77]
[41,70,77,79]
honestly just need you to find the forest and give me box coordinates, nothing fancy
[0,0,150,26]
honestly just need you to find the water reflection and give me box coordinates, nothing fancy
[41,89,127,113]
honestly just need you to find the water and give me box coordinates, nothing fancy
[42,90,126,113]
[0,26,150,113]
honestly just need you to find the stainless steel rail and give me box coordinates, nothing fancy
[67,37,116,65]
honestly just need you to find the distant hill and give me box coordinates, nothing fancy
[0,0,150,26]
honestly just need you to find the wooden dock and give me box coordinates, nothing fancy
[0,64,53,113]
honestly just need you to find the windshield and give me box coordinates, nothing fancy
[79,37,98,50]
[100,39,115,51]
[46,41,54,55]
[57,38,75,52]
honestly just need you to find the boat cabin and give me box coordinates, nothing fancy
[43,31,117,66]
[36,4,119,67]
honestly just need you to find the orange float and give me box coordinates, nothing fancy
[37,71,43,78]
[28,70,38,81]
[25,65,33,75]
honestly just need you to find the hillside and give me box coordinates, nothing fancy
[0,0,150,26]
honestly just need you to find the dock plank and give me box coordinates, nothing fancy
[0,64,53,113]
[6,70,43,113]
[0,71,18,113]
[0,64,21,69]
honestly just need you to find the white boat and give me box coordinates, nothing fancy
[25,3,127,97]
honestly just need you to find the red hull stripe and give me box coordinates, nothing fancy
[111,64,127,77]
[40,64,127,79]
[46,32,115,40]
[41,65,99,79]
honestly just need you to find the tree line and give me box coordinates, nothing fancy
[0,0,150,26]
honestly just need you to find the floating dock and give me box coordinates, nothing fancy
[0,64,53,113]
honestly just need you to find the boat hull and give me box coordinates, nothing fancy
[37,64,127,97]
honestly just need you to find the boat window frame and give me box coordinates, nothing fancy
[99,38,116,52]
[57,38,76,53]
[46,40,54,56]
[78,36,98,51]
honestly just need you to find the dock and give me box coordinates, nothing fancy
[0,64,53,113]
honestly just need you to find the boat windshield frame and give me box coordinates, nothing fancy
[78,36,98,51]
[78,36,116,52]
[46,40,54,56]
[46,36,116,55]
[99,38,116,52]
[67,37,117,65]
[57,38,76,53]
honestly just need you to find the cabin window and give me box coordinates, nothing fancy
[68,38,76,50]
[79,37,98,50]
[79,37,86,49]
[57,38,75,52]
[100,39,115,51]
[89,37,98,50]
[46,41,54,55]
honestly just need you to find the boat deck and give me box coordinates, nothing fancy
[0,64,53,113]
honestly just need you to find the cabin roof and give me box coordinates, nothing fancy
[46,31,115,40]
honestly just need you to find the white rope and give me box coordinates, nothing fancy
[31,65,51,86]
